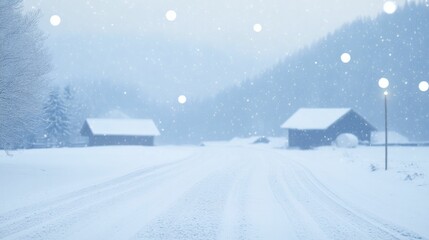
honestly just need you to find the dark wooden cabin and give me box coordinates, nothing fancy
[281,108,376,149]
[80,119,160,146]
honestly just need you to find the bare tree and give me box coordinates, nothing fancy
[0,0,51,149]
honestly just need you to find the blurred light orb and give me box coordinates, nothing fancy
[178,95,187,104]
[383,1,397,14]
[50,15,61,26]
[253,23,262,33]
[378,77,390,89]
[165,10,177,21]
[340,53,351,63]
[419,81,429,92]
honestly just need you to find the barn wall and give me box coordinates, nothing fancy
[287,111,376,148]
[88,136,154,146]
[289,130,333,148]
[328,112,375,142]
[80,122,92,137]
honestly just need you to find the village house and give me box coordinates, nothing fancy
[281,108,376,149]
[80,118,160,146]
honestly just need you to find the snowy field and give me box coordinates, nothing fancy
[0,143,428,240]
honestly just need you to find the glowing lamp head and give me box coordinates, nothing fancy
[378,77,389,89]
[340,53,351,63]
[419,81,429,92]
[384,91,389,96]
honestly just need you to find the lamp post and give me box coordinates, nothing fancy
[378,77,389,170]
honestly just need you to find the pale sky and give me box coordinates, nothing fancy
[22,0,417,100]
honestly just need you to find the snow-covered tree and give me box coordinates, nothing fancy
[63,85,86,140]
[0,0,51,148]
[44,89,70,147]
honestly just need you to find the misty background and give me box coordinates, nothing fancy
[24,0,417,99]
[10,0,429,144]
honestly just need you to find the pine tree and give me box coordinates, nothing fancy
[44,89,70,147]
[62,85,88,142]
[63,85,77,137]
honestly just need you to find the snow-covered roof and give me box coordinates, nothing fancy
[371,131,409,144]
[85,119,161,136]
[281,108,351,130]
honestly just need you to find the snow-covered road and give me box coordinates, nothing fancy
[0,146,425,239]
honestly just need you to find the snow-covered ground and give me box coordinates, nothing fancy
[0,143,428,239]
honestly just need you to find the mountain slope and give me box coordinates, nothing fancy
[170,3,429,143]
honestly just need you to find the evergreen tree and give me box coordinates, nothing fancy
[63,85,77,136]
[44,89,70,147]
[62,85,88,141]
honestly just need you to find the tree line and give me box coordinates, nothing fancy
[0,1,84,149]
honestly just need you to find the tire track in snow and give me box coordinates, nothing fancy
[287,159,425,240]
[1,146,424,240]
[220,150,298,240]
[0,152,203,239]
[131,171,236,240]
[131,148,250,240]
[218,162,254,240]
[270,170,328,240]
[267,149,425,240]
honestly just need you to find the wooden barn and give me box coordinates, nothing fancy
[80,118,160,146]
[281,108,376,149]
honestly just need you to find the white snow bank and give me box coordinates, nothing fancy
[0,146,197,212]
[335,133,358,148]
[229,136,287,148]
[276,146,429,237]
[371,131,409,144]
[1,144,427,238]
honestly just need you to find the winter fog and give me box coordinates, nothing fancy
[22,0,415,100]
[12,0,427,144]
[1,0,429,239]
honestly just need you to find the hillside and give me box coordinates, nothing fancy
[167,3,429,143]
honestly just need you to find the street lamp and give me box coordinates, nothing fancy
[378,77,389,170]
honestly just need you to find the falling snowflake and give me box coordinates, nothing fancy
[50,15,61,26]
[166,10,177,21]
[383,1,397,14]
[178,95,187,104]
[253,24,262,33]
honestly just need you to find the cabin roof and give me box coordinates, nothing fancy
[281,108,352,130]
[84,118,161,136]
